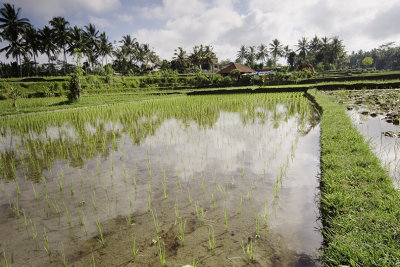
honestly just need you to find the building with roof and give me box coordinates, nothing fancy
[217,62,255,76]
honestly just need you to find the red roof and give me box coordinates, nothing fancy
[217,63,255,74]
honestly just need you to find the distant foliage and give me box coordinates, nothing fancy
[362,57,373,67]
[67,66,84,101]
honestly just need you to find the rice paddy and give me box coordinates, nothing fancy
[0,93,322,266]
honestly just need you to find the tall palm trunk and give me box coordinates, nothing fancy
[33,53,37,76]
[18,54,22,77]
[63,47,67,74]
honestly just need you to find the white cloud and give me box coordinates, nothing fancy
[88,15,111,28]
[12,0,121,17]
[139,0,207,20]
[118,14,134,23]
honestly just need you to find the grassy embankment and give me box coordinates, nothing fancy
[310,90,400,266]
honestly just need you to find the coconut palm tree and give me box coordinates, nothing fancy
[68,26,87,54]
[308,35,321,53]
[245,46,257,69]
[49,16,70,73]
[330,36,345,67]
[120,34,136,64]
[23,25,40,75]
[38,26,58,74]
[0,3,30,76]
[203,45,216,72]
[268,39,284,67]
[98,32,112,65]
[296,37,308,61]
[236,45,247,64]
[83,23,100,70]
[257,44,268,67]
[172,47,188,73]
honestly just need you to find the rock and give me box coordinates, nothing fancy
[382,131,398,138]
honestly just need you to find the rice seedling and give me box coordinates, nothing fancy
[151,209,161,234]
[10,198,20,218]
[208,226,216,255]
[202,175,205,194]
[2,249,9,267]
[177,217,186,246]
[126,214,132,226]
[240,240,255,263]
[79,212,88,235]
[123,164,127,184]
[224,207,228,231]
[238,195,243,214]
[52,199,61,216]
[162,170,167,199]
[43,228,51,256]
[129,195,133,207]
[14,179,21,196]
[30,219,38,241]
[176,178,182,190]
[262,200,268,227]
[131,234,139,260]
[212,193,216,210]
[255,214,260,238]
[157,237,166,267]
[96,219,105,247]
[91,253,96,267]
[69,183,74,197]
[174,199,180,223]
[60,243,67,267]
[22,209,28,230]
[44,191,50,209]
[65,205,71,227]
[92,192,98,211]
[147,182,152,212]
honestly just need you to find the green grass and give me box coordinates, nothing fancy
[310,89,400,266]
[0,93,182,116]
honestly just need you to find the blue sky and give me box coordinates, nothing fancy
[4,0,400,62]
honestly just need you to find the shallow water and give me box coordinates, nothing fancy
[347,109,400,187]
[0,94,322,266]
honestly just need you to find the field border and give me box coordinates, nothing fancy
[307,89,400,266]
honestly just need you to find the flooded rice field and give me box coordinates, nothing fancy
[0,93,322,266]
[330,89,400,186]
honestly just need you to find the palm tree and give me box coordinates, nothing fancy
[330,36,345,67]
[268,39,284,67]
[83,23,100,70]
[38,26,58,74]
[120,35,136,64]
[308,35,321,53]
[172,47,188,73]
[203,45,216,72]
[0,3,30,77]
[68,26,87,54]
[49,16,70,73]
[245,46,256,69]
[257,44,268,67]
[236,45,247,64]
[296,37,308,61]
[98,32,112,65]
[23,25,40,75]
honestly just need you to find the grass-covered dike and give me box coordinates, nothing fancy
[309,90,400,266]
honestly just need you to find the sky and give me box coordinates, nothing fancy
[3,0,400,62]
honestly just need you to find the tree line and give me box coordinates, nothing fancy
[0,2,399,78]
